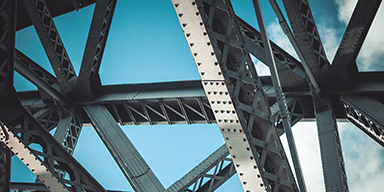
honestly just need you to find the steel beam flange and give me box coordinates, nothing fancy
[0,123,70,192]
[172,0,298,191]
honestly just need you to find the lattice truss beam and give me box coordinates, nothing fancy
[1,0,383,191]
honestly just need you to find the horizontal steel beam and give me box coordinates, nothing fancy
[10,182,129,192]
[0,91,106,191]
[341,95,384,147]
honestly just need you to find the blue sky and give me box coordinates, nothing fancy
[12,0,384,191]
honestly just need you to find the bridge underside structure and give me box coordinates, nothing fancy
[0,0,383,191]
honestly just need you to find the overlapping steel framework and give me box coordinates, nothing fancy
[0,0,383,191]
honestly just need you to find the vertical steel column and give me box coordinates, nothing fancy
[22,0,78,94]
[0,1,17,190]
[0,0,17,97]
[311,87,348,192]
[252,1,307,191]
[84,104,164,192]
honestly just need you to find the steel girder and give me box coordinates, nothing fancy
[0,91,106,192]
[0,0,17,98]
[9,182,128,192]
[237,17,307,89]
[166,144,234,192]
[253,1,306,190]
[76,0,117,98]
[282,0,329,81]
[53,109,83,155]
[15,49,70,104]
[326,0,382,87]
[22,0,78,94]
[0,142,11,192]
[341,96,384,147]
[5,0,384,192]
[166,97,304,192]
[173,0,298,191]
[311,91,348,191]
[84,104,165,192]
[0,0,17,191]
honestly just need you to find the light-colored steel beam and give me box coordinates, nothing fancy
[172,0,299,191]
[0,92,106,191]
[166,97,304,192]
[0,123,70,192]
[84,104,164,192]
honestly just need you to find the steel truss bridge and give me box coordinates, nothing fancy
[0,0,383,191]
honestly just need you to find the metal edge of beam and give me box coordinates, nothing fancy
[341,95,384,147]
[83,104,165,192]
[0,91,106,191]
[76,0,117,98]
[22,0,78,94]
[326,0,382,87]
[172,0,299,191]
[282,0,330,81]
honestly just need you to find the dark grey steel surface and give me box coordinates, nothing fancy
[0,91,106,191]
[84,104,164,192]
[282,0,329,81]
[253,1,307,190]
[311,91,348,191]
[3,0,384,191]
[22,0,78,94]
[341,95,384,147]
[326,0,382,88]
[76,0,117,99]
[15,49,70,104]
[174,0,299,190]
[0,1,16,191]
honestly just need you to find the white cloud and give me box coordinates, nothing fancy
[317,23,339,62]
[251,55,271,76]
[268,2,384,190]
[338,123,384,192]
[281,123,325,192]
[335,0,358,24]
[267,20,297,58]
